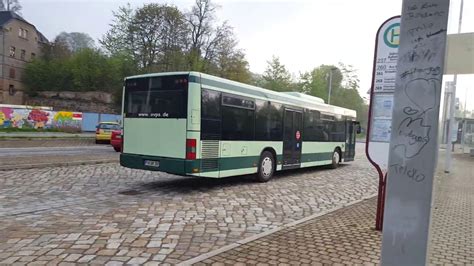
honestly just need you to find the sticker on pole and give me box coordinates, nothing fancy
[296,130,301,140]
[366,16,400,171]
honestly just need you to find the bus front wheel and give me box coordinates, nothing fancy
[329,149,341,169]
[256,151,275,182]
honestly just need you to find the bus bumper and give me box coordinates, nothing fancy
[120,153,200,176]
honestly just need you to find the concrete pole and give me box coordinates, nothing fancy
[461,87,468,152]
[445,81,457,173]
[442,89,450,144]
[381,0,449,264]
[445,0,463,173]
[328,70,333,105]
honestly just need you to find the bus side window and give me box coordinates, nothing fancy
[304,110,327,142]
[256,100,283,141]
[201,89,222,140]
[222,95,255,141]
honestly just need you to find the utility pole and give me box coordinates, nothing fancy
[445,0,464,173]
[327,67,336,104]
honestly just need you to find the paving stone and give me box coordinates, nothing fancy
[127,257,148,264]
[63,254,82,262]
[1,256,20,264]
[77,255,96,263]
[201,152,474,265]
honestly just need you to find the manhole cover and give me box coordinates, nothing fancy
[118,189,143,195]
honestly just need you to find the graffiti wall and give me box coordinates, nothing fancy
[0,106,82,130]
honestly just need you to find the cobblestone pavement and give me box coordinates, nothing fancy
[0,146,378,264]
[198,153,474,265]
[197,198,380,265]
[429,153,474,265]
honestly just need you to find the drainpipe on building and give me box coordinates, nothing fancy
[1,27,5,103]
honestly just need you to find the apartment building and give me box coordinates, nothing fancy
[0,11,48,104]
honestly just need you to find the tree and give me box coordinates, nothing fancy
[299,63,368,128]
[261,56,293,92]
[185,0,235,72]
[24,48,133,97]
[0,0,21,13]
[101,3,189,71]
[55,32,95,53]
[100,1,251,81]
[298,65,343,102]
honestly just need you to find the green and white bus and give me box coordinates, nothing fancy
[120,72,359,182]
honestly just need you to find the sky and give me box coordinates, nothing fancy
[20,0,474,110]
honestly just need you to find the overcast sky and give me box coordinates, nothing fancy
[20,0,474,109]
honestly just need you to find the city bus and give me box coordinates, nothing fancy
[120,72,359,182]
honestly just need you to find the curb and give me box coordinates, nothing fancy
[0,159,119,171]
[0,137,95,140]
[177,193,378,266]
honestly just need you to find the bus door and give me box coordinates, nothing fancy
[344,121,358,161]
[283,109,303,169]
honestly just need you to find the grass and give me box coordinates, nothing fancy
[0,127,63,133]
[0,127,86,133]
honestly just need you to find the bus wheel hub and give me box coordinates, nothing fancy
[262,157,273,176]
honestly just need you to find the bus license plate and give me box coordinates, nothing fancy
[144,160,160,167]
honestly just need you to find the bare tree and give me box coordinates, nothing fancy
[55,32,95,53]
[0,0,22,13]
[185,0,236,71]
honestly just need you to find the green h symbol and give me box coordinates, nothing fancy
[384,23,400,48]
[390,28,399,43]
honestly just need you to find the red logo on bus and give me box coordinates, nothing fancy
[296,130,301,140]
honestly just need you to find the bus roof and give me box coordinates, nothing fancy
[125,71,357,119]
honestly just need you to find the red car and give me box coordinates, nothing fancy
[110,130,123,152]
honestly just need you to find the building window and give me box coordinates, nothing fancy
[20,49,26,60]
[8,85,15,96]
[9,46,15,57]
[31,53,36,60]
[9,68,15,79]
[18,28,28,39]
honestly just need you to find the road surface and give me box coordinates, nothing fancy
[0,144,119,168]
[0,146,114,157]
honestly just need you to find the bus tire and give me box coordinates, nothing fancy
[330,149,341,169]
[256,151,275,182]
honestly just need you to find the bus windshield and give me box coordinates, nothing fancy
[124,75,188,118]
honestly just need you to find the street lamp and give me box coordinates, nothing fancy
[327,67,337,104]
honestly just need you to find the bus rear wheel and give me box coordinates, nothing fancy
[256,151,275,182]
[329,149,341,169]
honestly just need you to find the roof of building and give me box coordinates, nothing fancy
[0,11,48,43]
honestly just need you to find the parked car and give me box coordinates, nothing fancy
[95,122,120,144]
[110,130,123,152]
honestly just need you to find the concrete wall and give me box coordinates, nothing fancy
[0,104,121,132]
[0,106,82,130]
[81,113,121,132]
